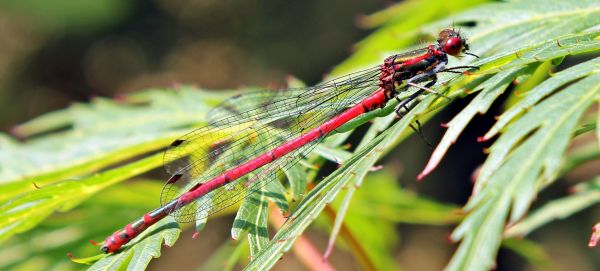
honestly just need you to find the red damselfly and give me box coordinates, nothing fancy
[100,29,478,253]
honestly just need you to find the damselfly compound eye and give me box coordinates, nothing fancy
[443,36,463,56]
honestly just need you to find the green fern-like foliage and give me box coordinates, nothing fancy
[1,0,599,270]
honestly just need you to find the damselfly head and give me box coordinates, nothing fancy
[437,29,478,58]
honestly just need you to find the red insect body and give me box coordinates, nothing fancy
[100,29,474,253]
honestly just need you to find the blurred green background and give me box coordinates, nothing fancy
[0,0,597,270]
[0,0,385,129]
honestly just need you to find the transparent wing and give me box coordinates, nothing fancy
[205,66,381,125]
[170,139,318,223]
[161,66,381,222]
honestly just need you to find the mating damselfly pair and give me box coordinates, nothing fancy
[101,28,478,253]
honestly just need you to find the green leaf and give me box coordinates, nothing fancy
[313,144,352,164]
[322,109,400,270]
[231,179,270,245]
[447,67,600,271]
[505,177,600,238]
[283,163,308,200]
[0,180,165,271]
[419,65,536,178]
[194,193,214,233]
[420,31,600,177]
[0,152,163,243]
[245,90,438,270]
[328,171,460,270]
[0,87,221,202]
[485,57,600,140]
[231,177,289,259]
[265,177,290,214]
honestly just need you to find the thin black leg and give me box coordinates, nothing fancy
[394,78,437,118]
